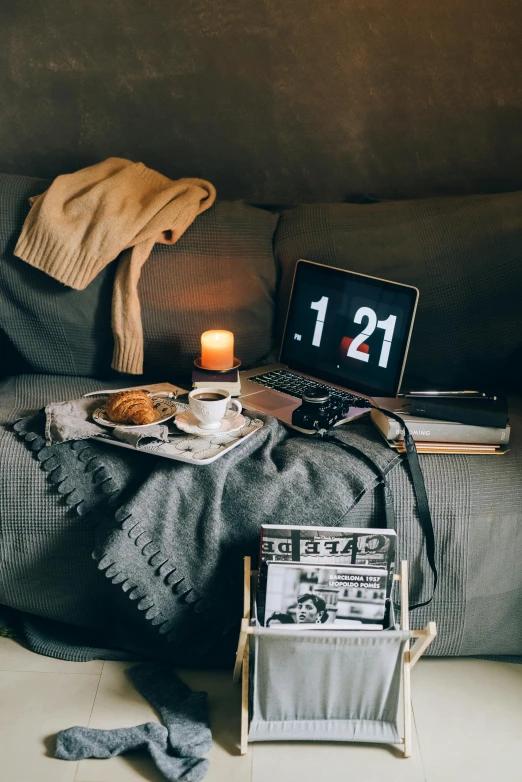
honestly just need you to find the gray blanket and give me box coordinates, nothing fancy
[9,398,401,665]
[1,375,521,662]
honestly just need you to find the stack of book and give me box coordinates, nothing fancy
[256,525,397,631]
[191,367,241,396]
[371,395,509,455]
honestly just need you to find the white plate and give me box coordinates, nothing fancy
[174,410,245,437]
[93,397,180,429]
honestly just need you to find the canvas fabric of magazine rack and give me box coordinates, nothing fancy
[86,382,264,465]
[234,557,437,758]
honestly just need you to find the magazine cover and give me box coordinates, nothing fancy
[264,562,388,629]
[259,525,396,584]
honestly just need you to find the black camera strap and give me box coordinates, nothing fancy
[318,405,438,611]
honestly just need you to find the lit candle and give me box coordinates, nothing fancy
[201,330,234,370]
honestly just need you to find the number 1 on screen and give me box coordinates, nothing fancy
[310,296,329,347]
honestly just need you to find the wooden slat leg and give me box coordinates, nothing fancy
[239,556,252,754]
[399,561,412,758]
[240,635,250,755]
[234,556,252,684]
[233,619,248,684]
[402,647,412,758]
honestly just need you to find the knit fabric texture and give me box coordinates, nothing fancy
[55,662,212,782]
[9,403,402,665]
[2,374,522,662]
[13,158,216,374]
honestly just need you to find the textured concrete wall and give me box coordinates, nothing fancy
[1,0,521,203]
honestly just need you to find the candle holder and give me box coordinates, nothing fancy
[193,356,242,373]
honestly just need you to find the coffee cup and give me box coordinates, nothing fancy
[188,388,242,430]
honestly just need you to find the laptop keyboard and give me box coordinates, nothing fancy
[248,370,371,409]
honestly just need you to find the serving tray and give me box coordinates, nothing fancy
[87,382,264,465]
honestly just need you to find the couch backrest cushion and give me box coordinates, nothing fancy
[140,201,277,380]
[274,192,522,391]
[0,173,278,381]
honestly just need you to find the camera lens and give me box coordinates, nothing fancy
[302,387,330,405]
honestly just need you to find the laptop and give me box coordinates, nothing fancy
[239,259,419,428]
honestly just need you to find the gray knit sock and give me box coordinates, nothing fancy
[56,722,167,759]
[56,722,208,781]
[54,665,212,782]
[128,662,213,757]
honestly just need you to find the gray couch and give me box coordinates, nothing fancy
[1,173,521,661]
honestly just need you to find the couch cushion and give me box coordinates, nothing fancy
[0,173,278,381]
[140,200,277,380]
[274,192,522,391]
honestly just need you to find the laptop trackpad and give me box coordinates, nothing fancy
[242,390,299,414]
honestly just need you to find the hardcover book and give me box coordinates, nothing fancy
[385,440,506,455]
[191,368,241,396]
[408,395,508,429]
[264,562,387,629]
[371,402,510,445]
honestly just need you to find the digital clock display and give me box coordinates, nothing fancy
[280,261,418,398]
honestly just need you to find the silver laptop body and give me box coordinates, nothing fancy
[239,260,419,427]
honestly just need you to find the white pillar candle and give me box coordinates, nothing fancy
[200,330,234,370]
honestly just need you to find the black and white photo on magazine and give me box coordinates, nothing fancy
[263,561,388,629]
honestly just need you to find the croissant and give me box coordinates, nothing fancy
[105,389,157,426]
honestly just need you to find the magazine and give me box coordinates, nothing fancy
[259,524,396,567]
[259,524,396,586]
[263,562,387,629]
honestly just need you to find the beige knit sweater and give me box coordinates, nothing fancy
[14,157,216,374]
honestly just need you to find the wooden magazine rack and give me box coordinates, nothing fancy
[234,556,436,758]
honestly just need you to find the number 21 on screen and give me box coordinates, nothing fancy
[310,297,396,369]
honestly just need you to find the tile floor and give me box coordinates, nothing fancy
[0,635,520,782]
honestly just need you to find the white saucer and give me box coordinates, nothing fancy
[93,397,179,429]
[174,410,245,437]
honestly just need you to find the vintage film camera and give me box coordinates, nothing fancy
[291,387,350,433]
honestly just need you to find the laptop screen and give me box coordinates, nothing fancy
[280,260,418,398]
